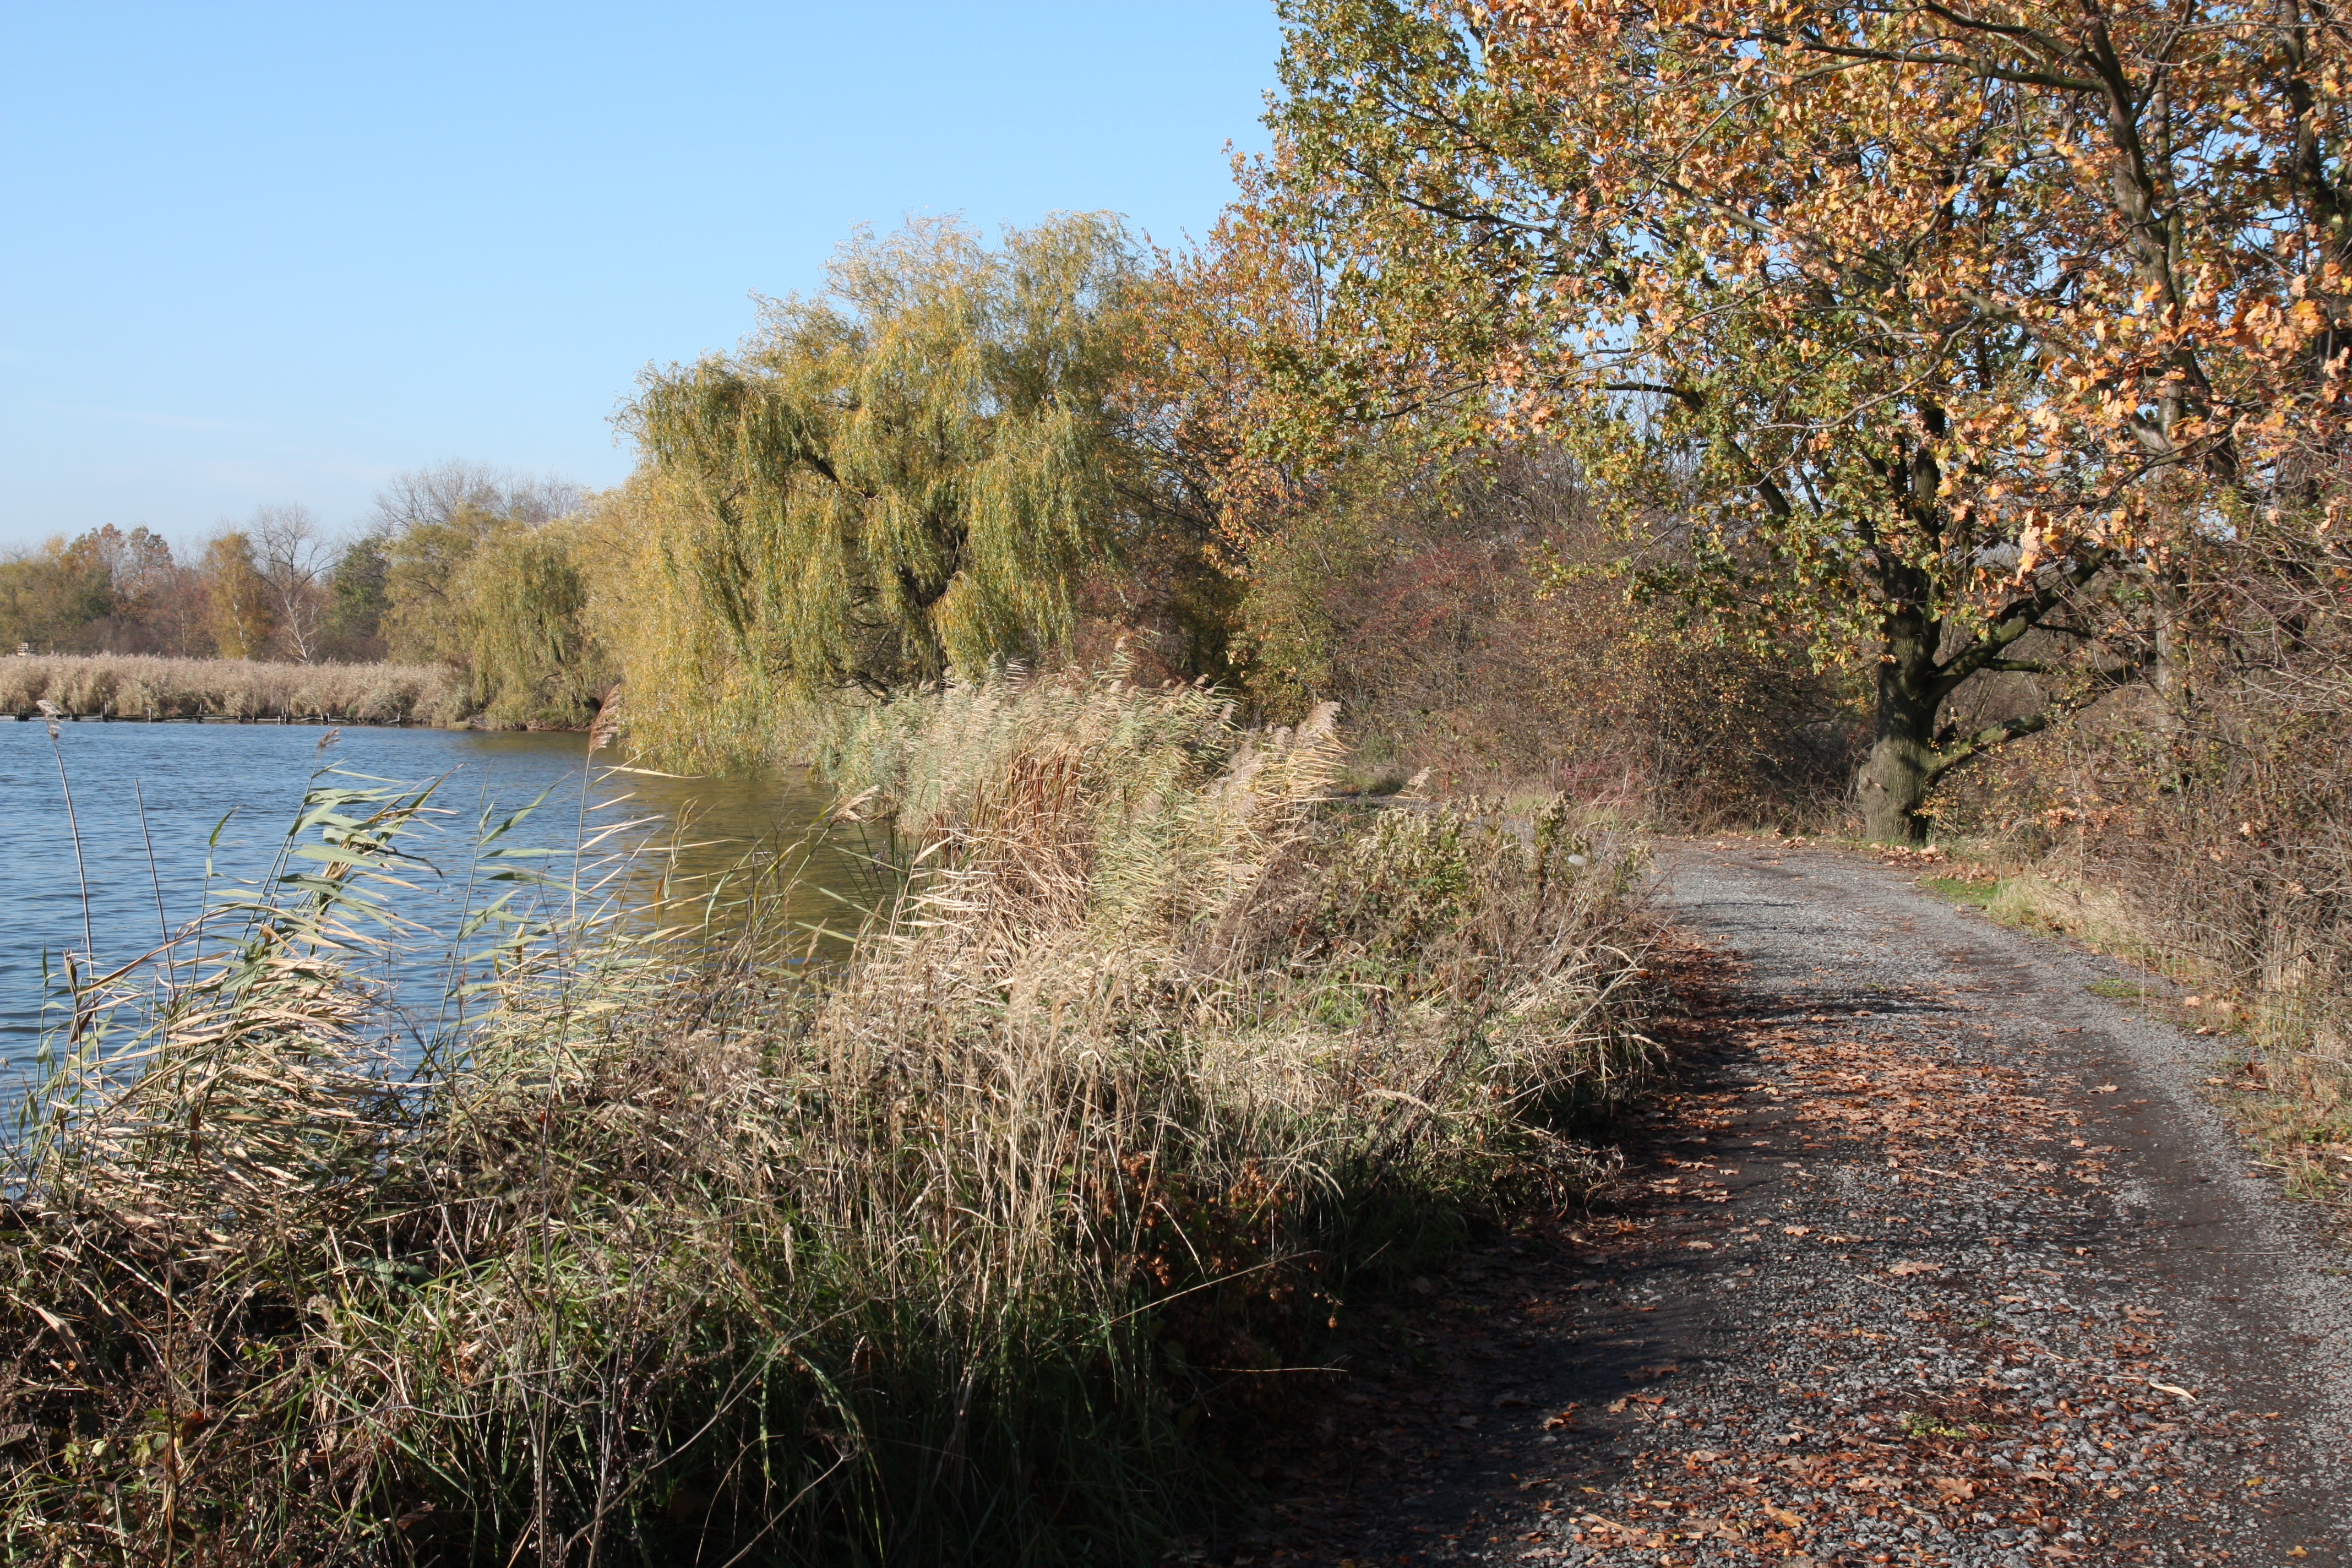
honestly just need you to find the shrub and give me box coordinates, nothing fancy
[1929,515,2352,1142]
[1236,450,1861,825]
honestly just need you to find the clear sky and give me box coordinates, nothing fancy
[0,2,1282,552]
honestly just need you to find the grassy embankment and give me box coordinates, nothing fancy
[0,670,1663,1565]
[0,654,473,726]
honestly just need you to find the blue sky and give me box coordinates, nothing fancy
[0,2,1282,551]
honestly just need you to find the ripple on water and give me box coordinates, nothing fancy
[0,721,874,1099]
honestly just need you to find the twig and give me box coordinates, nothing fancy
[134,778,172,984]
[45,716,95,961]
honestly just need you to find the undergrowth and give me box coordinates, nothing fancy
[0,669,1660,1565]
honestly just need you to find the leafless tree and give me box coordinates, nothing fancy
[248,503,335,662]
[372,460,585,536]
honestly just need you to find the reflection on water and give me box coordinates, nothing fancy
[0,721,885,1093]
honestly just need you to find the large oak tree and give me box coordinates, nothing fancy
[1261,0,2352,837]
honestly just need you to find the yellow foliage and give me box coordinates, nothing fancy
[617,215,1138,761]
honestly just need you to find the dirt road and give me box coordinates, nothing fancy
[1223,840,2350,1567]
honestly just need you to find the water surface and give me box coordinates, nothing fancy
[0,721,878,1092]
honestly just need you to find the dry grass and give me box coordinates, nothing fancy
[0,654,472,724]
[0,670,1662,1566]
[1918,864,2170,971]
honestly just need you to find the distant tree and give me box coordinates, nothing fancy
[458,517,604,725]
[323,533,391,660]
[246,504,335,662]
[59,525,177,650]
[365,462,603,718]
[202,531,276,660]
[373,460,584,537]
[0,537,112,654]
[371,462,586,666]
[382,503,507,666]
[141,557,215,657]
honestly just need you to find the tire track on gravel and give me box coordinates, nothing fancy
[1206,839,2350,1568]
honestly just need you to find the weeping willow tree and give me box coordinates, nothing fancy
[619,214,1139,755]
[586,472,803,769]
[457,516,605,726]
[382,504,608,728]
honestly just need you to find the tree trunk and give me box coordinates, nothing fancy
[1855,615,1942,842]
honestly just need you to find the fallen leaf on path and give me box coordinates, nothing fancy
[1887,1260,1939,1276]
[2094,1083,2119,1093]
[2147,1379,2198,1402]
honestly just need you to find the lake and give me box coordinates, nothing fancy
[0,720,881,1096]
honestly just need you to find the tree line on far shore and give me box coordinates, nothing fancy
[1,464,589,723]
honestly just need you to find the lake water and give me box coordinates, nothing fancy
[0,721,881,1095]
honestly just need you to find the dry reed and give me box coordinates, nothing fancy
[0,654,473,725]
[0,669,1661,1565]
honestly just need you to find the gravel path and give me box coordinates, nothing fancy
[1211,840,2350,1568]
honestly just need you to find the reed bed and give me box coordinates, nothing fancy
[0,654,472,725]
[0,670,1662,1566]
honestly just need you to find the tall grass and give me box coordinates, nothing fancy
[0,669,1659,1565]
[0,654,472,724]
